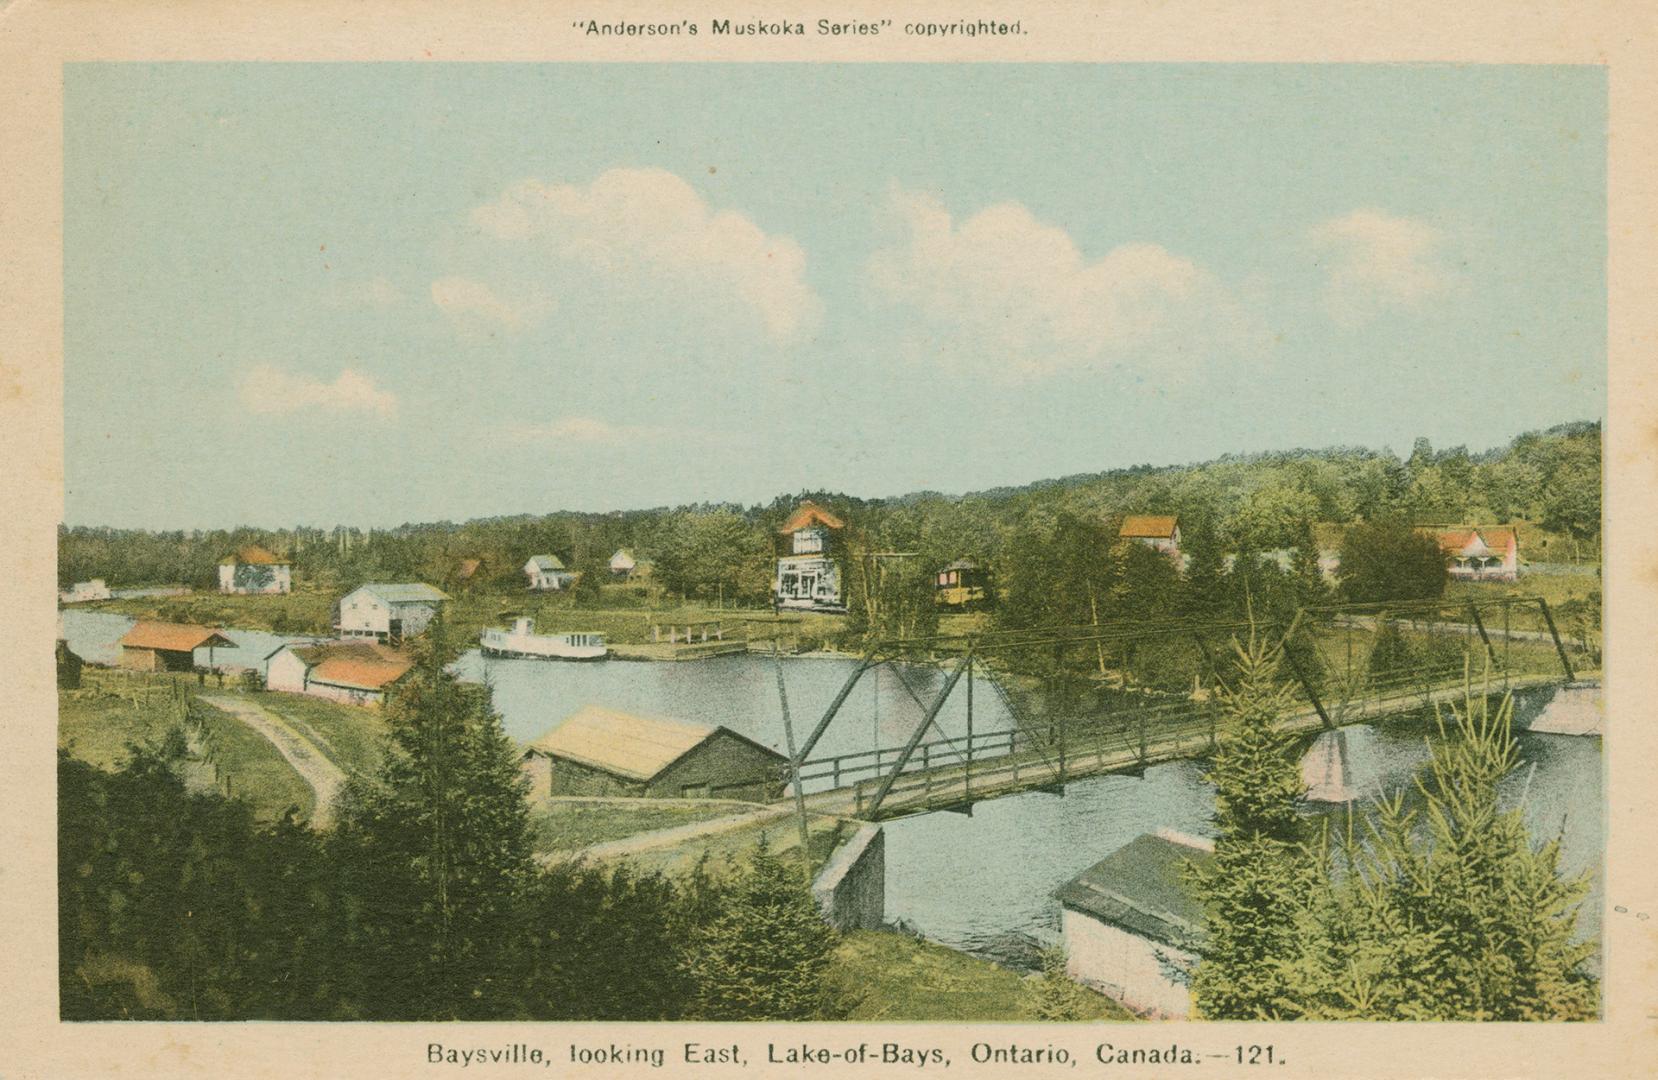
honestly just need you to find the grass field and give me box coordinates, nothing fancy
[830,930,1137,1021]
[58,679,315,822]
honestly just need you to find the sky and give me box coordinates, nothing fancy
[63,63,1607,530]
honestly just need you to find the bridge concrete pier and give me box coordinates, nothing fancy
[1301,728,1359,803]
[1517,681,1603,736]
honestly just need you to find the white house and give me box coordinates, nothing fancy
[524,554,574,591]
[265,640,412,707]
[1055,830,1214,1019]
[334,583,450,641]
[774,502,846,612]
[218,545,292,594]
[609,548,638,578]
[60,579,111,604]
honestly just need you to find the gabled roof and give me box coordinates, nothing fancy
[1054,832,1214,953]
[779,501,845,534]
[1426,526,1519,556]
[276,640,412,690]
[525,705,784,782]
[118,621,235,652]
[526,554,566,571]
[941,558,980,572]
[610,548,636,565]
[1119,515,1180,540]
[282,640,404,667]
[456,558,483,579]
[310,655,413,692]
[351,582,450,605]
[220,544,286,566]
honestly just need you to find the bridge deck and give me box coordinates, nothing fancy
[792,672,1573,822]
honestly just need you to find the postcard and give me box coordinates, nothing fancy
[2,2,1655,1077]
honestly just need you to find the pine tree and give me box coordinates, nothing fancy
[1189,630,1315,1019]
[682,837,845,1020]
[1028,946,1093,1021]
[1316,686,1598,1019]
[333,619,536,1019]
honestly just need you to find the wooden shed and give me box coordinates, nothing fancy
[522,705,787,803]
[117,621,234,672]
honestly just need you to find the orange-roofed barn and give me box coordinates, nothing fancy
[1119,515,1182,561]
[521,705,787,803]
[118,621,235,672]
[264,640,413,706]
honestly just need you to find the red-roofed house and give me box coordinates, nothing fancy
[1430,526,1520,582]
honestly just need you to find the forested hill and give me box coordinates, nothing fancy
[59,421,1601,600]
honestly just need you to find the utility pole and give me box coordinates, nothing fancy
[772,641,813,881]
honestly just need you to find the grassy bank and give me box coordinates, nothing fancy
[249,691,389,775]
[58,679,314,822]
[531,799,755,854]
[831,930,1137,1021]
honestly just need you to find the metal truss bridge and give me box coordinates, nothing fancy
[771,595,1591,822]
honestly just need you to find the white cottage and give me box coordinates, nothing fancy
[218,545,292,594]
[524,554,574,591]
[1055,830,1214,1019]
[265,640,413,707]
[334,583,449,641]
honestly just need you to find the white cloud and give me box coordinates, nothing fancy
[469,168,819,343]
[1309,209,1449,326]
[238,365,397,419]
[430,275,552,330]
[867,186,1250,379]
[507,414,742,448]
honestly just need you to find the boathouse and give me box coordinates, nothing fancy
[218,545,292,594]
[334,583,449,641]
[265,641,413,706]
[117,621,235,673]
[774,501,846,613]
[1055,830,1214,1019]
[521,705,787,803]
[524,554,574,591]
[1119,515,1182,559]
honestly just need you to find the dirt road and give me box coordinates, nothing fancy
[201,694,346,828]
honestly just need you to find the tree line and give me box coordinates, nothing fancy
[60,625,846,1022]
[59,423,1601,597]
